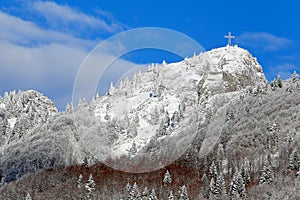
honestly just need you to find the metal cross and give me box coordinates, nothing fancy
[224,32,235,46]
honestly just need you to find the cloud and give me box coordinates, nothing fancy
[32,1,126,34]
[0,11,93,47]
[236,32,293,51]
[0,3,132,111]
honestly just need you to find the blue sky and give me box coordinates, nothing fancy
[1,0,299,110]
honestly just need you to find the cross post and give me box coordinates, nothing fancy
[224,32,235,46]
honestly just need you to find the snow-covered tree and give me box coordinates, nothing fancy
[163,170,172,185]
[126,182,132,193]
[128,182,141,199]
[240,164,250,186]
[65,102,73,113]
[214,173,226,198]
[168,191,174,200]
[178,185,189,200]
[148,188,158,200]
[157,119,166,137]
[277,75,282,88]
[77,173,83,188]
[142,187,149,199]
[259,165,273,184]
[200,173,210,199]
[230,170,246,198]
[288,149,299,171]
[129,141,137,155]
[109,82,115,96]
[209,178,215,195]
[25,193,32,200]
[292,70,298,82]
[85,174,96,199]
[209,161,218,178]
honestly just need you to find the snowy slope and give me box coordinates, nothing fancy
[91,45,268,158]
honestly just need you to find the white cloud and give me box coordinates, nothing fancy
[0,11,94,48]
[32,1,125,33]
[236,32,293,51]
[0,4,132,110]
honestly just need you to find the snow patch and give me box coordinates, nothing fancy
[0,103,5,109]
[8,117,17,129]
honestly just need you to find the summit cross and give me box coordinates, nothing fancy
[224,32,235,46]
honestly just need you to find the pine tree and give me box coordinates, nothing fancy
[109,82,115,96]
[288,149,299,171]
[85,174,96,199]
[65,102,73,112]
[178,185,189,200]
[77,174,83,188]
[214,173,226,198]
[25,193,32,200]
[277,75,282,88]
[200,172,210,199]
[292,70,298,82]
[210,178,216,194]
[129,141,137,155]
[163,170,172,185]
[168,191,174,200]
[259,165,273,184]
[201,172,208,183]
[142,187,149,199]
[240,164,250,186]
[126,182,132,193]
[229,170,245,198]
[209,161,218,178]
[148,188,158,200]
[128,182,141,200]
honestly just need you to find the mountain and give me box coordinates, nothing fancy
[92,46,268,150]
[0,46,299,199]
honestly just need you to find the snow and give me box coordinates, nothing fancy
[7,117,17,129]
[0,103,5,109]
[92,45,267,157]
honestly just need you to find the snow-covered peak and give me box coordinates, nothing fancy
[91,46,268,158]
[0,90,58,144]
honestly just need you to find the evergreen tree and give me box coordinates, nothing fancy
[128,182,141,200]
[277,75,282,88]
[259,165,273,184]
[126,182,132,193]
[214,173,226,198]
[230,170,246,198]
[25,193,32,200]
[129,141,137,155]
[292,70,298,82]
[163,170,172,185]
[148,188,158,200]
[142,187,149,199]
[65,102,73,112]
[178,185,189,200]
[168,191,174,200]
[200,173,210,199]
[157,119,166,137]
[77,174,83,188]
[85,174,96,199]
[288,149,299,171]
[209,177,215,195]
[240,164,250,186]
[201,172,208,183]
[209,161,218,178]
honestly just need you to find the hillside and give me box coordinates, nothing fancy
[0,46,299,199]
